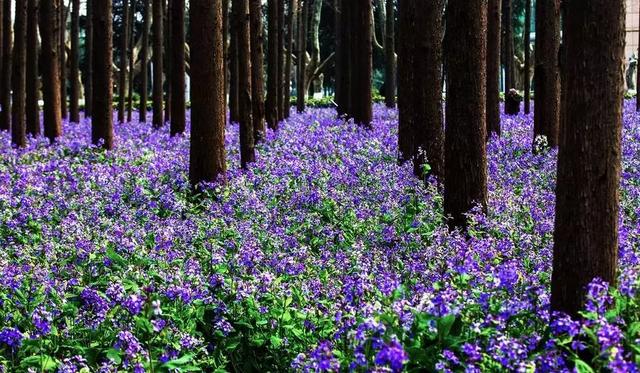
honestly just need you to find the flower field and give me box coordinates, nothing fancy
[0,103,639,372]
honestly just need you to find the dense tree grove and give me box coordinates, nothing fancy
[0,0,638,371]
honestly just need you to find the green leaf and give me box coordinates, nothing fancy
[574,359,595,373]
[20,355,58,370]
[270,335,283,348]
[437,314,456,341]
[163,354,195,369]
[105,349,122,364]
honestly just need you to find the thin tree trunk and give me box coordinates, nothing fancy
[284,0,296,118]
[234,0,255,168]
[170,0,186,135]
[523,0,531,114]
[92,0,113,149]
[551,0,624,317]
[12,0,27,147]
[164,0,171,124]
[296,0,307,113]
[189,0,226,188]
[118,0,130,123]
[277,0,286,120]
[398,0,444,179]
[0,0,11,132]
[383,0,395,108]
[444,0,488,230]
[335,0,349,116]
[350,0,373,126]
[39,0,63,142]
[152,0,164,128]
[59,1,67,119]
[533,0,560,149]
[26,0,39,136]
[266,0,279,127]
[85,0,93,117]
[69,0,80,122]
[250,0,266,140]
[502,0,514,90]
[223,0,229,109]
[140,0,150,122]
[127,0,136,122]
[229,2,240,123]
[486,0,501,137]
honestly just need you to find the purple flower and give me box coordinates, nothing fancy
[374,338,409,372]
[0,328,23,351]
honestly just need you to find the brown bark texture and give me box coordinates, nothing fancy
[69,0,80,122]
[383,0,395,108]
[92,0,113,149]
[40,0,63,142]
[486,0,502,137]
[266,0,279,127]
[250,0,266,140]
[12,0,27,147]
[26,0,40,136]
[118,0,130,123]
[152,0,164,128]
[140,0,150,121]
[349,0,373,126]
[170,0,186,135]
[235,0,255,168]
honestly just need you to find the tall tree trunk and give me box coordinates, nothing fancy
[127,0,136,123]
[0,0,11,132]
[152,0,164,128]
[12,0,27,147]
[92,0,113,149]
[26,0,40,136]
[335,0,349,116]
[397,0,444,179]
[277,0,286,120]
[223,0,229,108]
[140,0,150,122]
[523,0,531,114]
[189,0,226,189]
[59,1,67,119]
[249,0,266,141]
[551,0,624,317]
[486,0,501,137]
[234,0,255,168]
[349,0,373,126]
[284,0,296,118]
[296,0,307,113]
[164,0,171,124]
[170,0,186,135]
[266,0,279,127]
[502,0,514,90]
[39,0,63,142]
[118,0,130,123]
[85,0,93,117]
[533,0,560,149]
[229,2,240,123]
[383,0,395,108]
[444,0,488,230]
[306,0,322,98]
[0,0,3,130]
[69,0,80,122]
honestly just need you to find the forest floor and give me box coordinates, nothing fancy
[0,103,639,371]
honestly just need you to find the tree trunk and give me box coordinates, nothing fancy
[444,0,488,230]
[152,0,164,128]
[26,0,39,136]
[266,0,279,127]
[523,0,531,114]
[92,0,113,149]
[140,0,150,122]
[223,0,229,108]
[59,1,67,119]
[335,0,349,116]
[12,0,27,147]
[127,0,136,122]
[296,0,307,113]
[284,0,296,118]
[85,0,93,117]
[229,2,240,123]
[118,0,130,123]
[383,0,395,108]
[551,0,624,317]
[189,0,226,188]
[39,0,63,142]
[234,0,255,168]
[533,0,560,149]
[69,0,80,122]
[397,0,444,179]
[349,0,373,126]
[0,0,11,132]
[170,0,186,135]
[277,0,286,120]
[637,6,639,112]
[502,0,514,90]
[249,0,266,141]
[486,0,501,137]
[164,0,171,124]
[0,0,3,131]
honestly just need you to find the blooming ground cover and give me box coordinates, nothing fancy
[0,103,639,372]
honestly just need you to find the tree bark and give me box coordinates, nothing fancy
[140,0,150,122]
[277,0,286,119]
[523,0,531,114]
[92,0,113,149]
[127,0,136,123]
[223,0,229,108]
[118,0,130,123]
[39,0,63,142]
[249,0,266,141]
[152,0,164,128]
[486,0,501,137]
[397,0,444,179]
[234,0,255,168]
[266,0,279,127]
[533,0,560,149]
[284,0,296,118]
[349,0,373,126]
[444,0,488,230]
[170,0,186,135]
[12,0,27,147]
[59,1,67,119]
[85,0,93,117]
[26,0,39,136]
[296,0,307,113]
[502,0,514,90]
[69,0,80,122]
[229,2,240,123]
[551,0,624,317]
[164,0,171,124]
[0,0,11,132]
[383,0,395,108]
[335,0,349,116]
[189,0,226,188]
